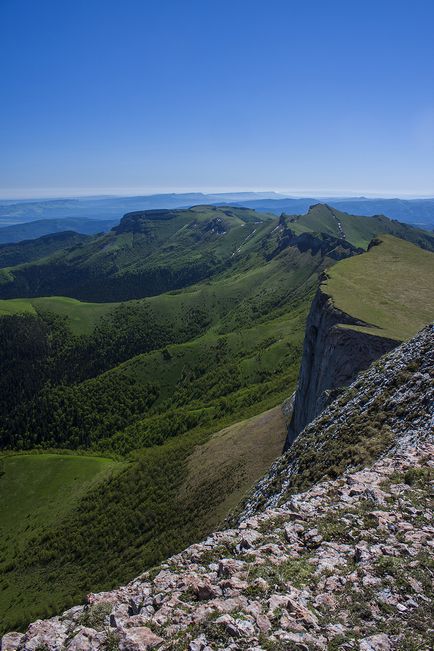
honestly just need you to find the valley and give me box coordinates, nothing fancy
[0,204,433,635]
[3,5,433,648]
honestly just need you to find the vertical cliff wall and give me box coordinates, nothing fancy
[284,286,398,450]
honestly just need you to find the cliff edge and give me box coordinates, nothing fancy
[285,235,434,449]
[2,325,432,651]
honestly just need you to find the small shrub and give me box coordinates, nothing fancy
[78,602,112,630]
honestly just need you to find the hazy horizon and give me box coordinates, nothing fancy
[1,188,434,202]
[1,0,433,199]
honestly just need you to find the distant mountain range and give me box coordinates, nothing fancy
[0,192,433,243]
[0,193,282,226]
[0,218,117,244]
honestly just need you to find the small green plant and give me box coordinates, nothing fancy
[317,514,351,542]
[78,602,112,630]
[103,630,120,651]
[249,555,315,590]
[403,467,432,486]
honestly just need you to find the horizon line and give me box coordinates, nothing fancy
[1,187,434,202]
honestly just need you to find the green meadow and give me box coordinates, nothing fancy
[326,235,434,340]
[0,454,121,628]
[0,296,118,335]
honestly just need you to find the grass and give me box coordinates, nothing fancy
[325,235,434,340]
[179,405,287,528]
[0,454,121,629]
[2,210,430,632]
[291,204,434,251]
[0,296,118,335]
[0,454,118,561]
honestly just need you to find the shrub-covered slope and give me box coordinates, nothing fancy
[4,326,432,651]
[281,203,434,250]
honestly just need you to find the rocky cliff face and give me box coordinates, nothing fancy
[284,285,399,450]
[3,326,432,651]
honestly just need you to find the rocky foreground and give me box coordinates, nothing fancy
[2,327,433,651]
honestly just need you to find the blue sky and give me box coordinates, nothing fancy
[1,0,433,198]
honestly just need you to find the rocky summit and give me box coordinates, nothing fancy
[2,326,433,651]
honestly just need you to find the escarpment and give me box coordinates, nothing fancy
[285,234,434,450]
[284,286,398,450]
[3,326,432,651]
[241,323,433,519]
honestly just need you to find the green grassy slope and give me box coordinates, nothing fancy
[1,250,312,453]
[0,454,121,628]
[0,206,275,301]
[0,231,89,268]
[0,403,288,635]
[286,203,434,250]
[0,296,119,335]
[325,235,434,340]
[180,405,287,528]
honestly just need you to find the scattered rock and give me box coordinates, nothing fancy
[2,327,432,651]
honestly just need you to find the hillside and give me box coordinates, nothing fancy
[0,204,432,302]
[285,235,434,447]
[0,206,274,301]
[282,203,434,250]
[0,454,120,570]
[325,234,434,340]
[0,208,432,634]
[0,231,89,268]
[228,196,434,230]
[4,326,432,651]
[0,219,116,244]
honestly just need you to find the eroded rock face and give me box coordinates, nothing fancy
[243,324,433,517]
[285,287,398,450]
[3,327,433,651]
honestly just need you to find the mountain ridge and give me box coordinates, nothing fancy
[285,235,434,448]
[3,325,432,650]
[0,204,432,302]
[0,208,433,637]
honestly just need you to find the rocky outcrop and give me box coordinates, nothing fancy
[239,324,433,519]
[3,326,432,651]
[267,226,363,262]
[284,285,398,450]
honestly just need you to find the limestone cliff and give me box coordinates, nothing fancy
[284,285,398,450]
[285,234,434,451]
[2,326,432,651]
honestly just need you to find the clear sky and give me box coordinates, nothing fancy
[1,0,433,198]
